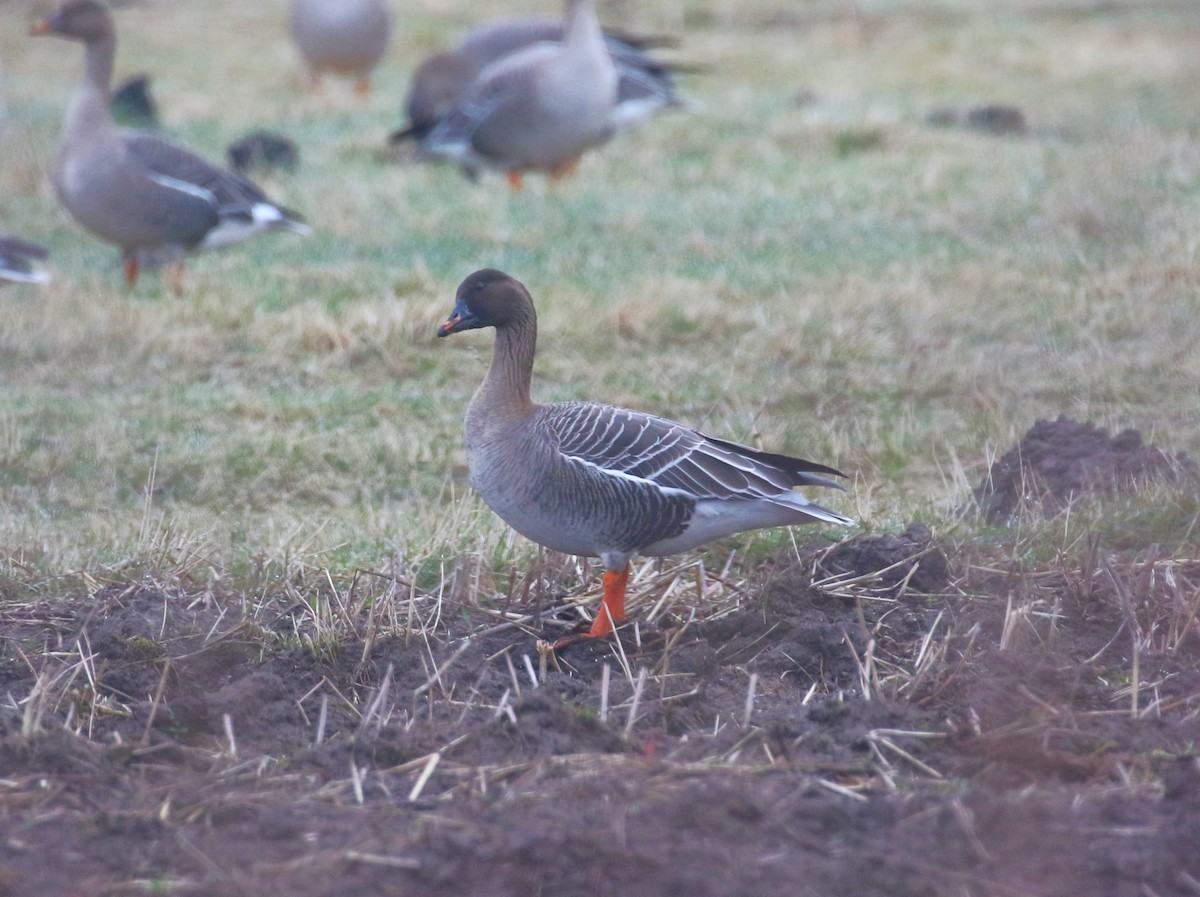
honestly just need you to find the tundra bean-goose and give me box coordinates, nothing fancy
[289,0,393,96]
[31,1,310,294]
[390,15,683,153]
[418,0,619,189]
[437,270,855,647]
[0,237,50,286]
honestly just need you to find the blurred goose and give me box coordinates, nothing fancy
[226,130,300,175]
[289,0,393,96]
[109,73,157,128]
[390,15,683,150]
[0,236,50,286]
[437,270,855,646]
[32,1,310,294]
[419,0,619,189]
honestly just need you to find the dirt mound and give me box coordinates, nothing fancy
[815,523,950,595]
[974,417,1197,522]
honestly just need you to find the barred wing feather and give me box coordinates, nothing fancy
[125,133,267,207]
[545,402,845,502]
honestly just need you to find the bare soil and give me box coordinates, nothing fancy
[2,425,1199,896]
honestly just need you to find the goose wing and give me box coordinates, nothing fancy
[0,237,49,283]
[125,133,308,246]
[424,43,560,152]
[105,133,225,246]
[545,402,846,502]
[125,133,268,207]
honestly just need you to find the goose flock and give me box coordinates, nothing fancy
[4,0,853,649]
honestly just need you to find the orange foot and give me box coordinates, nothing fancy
[167,260,186,297]
[506,170,525,191]
[553,565,629,651]
[123,254,139,288]
[354,77,371,98]
[547,157,580,185]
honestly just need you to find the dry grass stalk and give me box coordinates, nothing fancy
[742,672,758,729]
[600,663,611,723]
[624,668,649,738]
[408,752,442,802]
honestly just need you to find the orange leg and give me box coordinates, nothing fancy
[588,565,629,638]
[547,156,580,185]
[123,255,139,288]
[552,564,630,650]
[506,170,524,191]
[167,260,186,297]
[354,77,372,98]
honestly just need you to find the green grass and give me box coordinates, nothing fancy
[1,0,1198,581]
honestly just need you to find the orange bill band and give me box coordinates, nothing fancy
[436,313,464,337]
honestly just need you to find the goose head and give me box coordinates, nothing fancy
[437,269,535,337]
[30,0,113,42]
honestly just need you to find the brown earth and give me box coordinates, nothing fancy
[1,423,1199,896]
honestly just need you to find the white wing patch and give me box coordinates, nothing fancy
[0,268,49,285]
[147,172,216,204]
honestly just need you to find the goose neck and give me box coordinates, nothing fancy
[563,0,601,50]
[83,34,116,97]
[479,318,536,415]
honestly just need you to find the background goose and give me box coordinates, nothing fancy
[289,0,394,97]
[109,73,158,128]
[0,237,50,286]
[418,0,619,189]
[437,269,855,647]
[32,1,310,294]
[390,15,683,150]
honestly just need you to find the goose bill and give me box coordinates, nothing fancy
[436,301,479,337]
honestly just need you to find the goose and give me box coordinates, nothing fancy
[227,130,300,175]
[31,1,310,294]
[0,237,50,286]
[437,269,855,647]
[109,73,157,128]
[390,15,683,152]
[289,0,394,97]
[417,0,619,189]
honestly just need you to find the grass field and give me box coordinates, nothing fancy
[1,1,1200,894]
[3,0,1197,581]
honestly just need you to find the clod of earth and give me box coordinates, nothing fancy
[974,416,1198,522]
[816,522,950,596]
